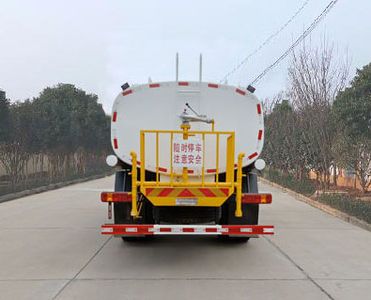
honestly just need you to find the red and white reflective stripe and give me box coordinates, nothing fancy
[113,138,118,149]
[178,81,189,86]
[158,167,167,172]
[153,225,222,235]
[101,224,274,235]
[248,152,258,160]
[235,88,246,96]
[257,103,262,114]
[122,89,133,96]
[258,129,263,140]
[208,83,219,88]
[149,83,160,88]
[112,111,117,122]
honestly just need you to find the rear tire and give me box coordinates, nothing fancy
[113,170,155,242]
[113,169,132,225]
[112,170,134,241]
[219,172,260,242]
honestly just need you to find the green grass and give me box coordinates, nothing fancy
[263,168,316,196]
[262,168,371,224]
[0,165,111,197]
[318,193,371,224]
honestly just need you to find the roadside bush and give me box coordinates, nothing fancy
[317,194,371,224]
[0,159,111,197]
[263,168,316,196]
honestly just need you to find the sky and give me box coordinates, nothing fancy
[1,0,371,113]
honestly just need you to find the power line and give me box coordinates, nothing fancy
[249,0,338,86]
[220,0,310,83]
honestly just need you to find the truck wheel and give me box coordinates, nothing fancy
[244,172,259,226]
[113,170,139,241]
[113,170,154,241]
[122,198,154,241]
[113,170,132,224]
[219,198,251,243]
[219,172,260,242]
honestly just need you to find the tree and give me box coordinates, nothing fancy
[0,91,10,142]
[33,83,110,178]
[0,93,12,182]
[264,99,294,172]
[333,63,371,192]
[288,40,349,189]
[0,101,34,187]
[0,84,110,194]
[263,96,310,180]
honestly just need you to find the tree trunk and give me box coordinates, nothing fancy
[333,163,337,187]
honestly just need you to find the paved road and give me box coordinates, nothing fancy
[0,176,370,300]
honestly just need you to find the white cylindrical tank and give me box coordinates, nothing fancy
[111,81,264,175]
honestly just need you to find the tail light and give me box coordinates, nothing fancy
[241,193,272,204]
[101,192,131,202]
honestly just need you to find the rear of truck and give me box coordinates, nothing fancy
[101,81,274,241]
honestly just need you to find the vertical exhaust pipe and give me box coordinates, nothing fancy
[199,53,203,82]
[175,52,179,82]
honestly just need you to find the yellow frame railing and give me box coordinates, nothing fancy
[129,127,245,218]
[139,129,235,186]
